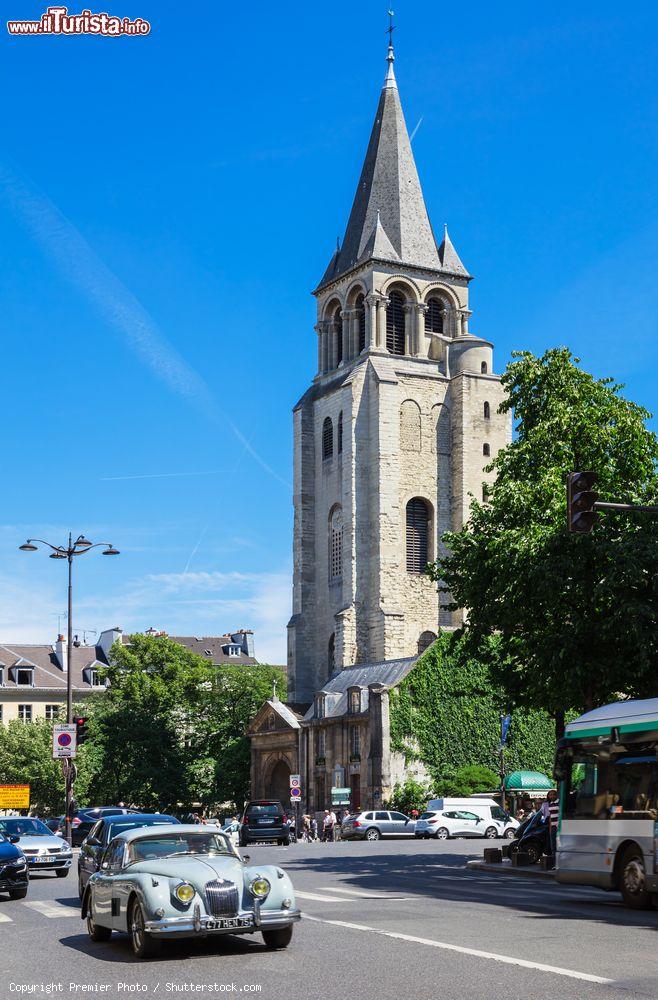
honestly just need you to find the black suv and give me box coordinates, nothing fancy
[72,806,139,847]
[77,812,178,897]
[240,800,288,846]
[0,832,29,900]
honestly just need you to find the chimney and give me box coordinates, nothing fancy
[55,634,66,671]
[98,626,123,658]
[232,629,255,658]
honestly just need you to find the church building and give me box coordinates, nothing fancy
[247,40,511,812]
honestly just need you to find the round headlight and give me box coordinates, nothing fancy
[175,882,195,903]
[250,877,271,898]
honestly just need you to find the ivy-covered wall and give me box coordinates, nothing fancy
[389,632,557,783]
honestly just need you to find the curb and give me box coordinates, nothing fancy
[467,859,555,880]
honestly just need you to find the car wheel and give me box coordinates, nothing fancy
[484,826,498,839]
[434,827,449,840]
[8,886,28,900]
[262,925,293,949]
[55,868,68,878]
[130,899,161,958]
[282,838,290,847]
[78,873,85,899]
[365,828,381,841]
[619,846,652,909]
[86,910,112,942]
[525,839,542,865]
[504,828,516,840]
[507,840,520,858]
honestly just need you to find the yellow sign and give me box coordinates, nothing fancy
[0,785,30,810]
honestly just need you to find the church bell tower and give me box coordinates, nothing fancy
[287,41,511,702]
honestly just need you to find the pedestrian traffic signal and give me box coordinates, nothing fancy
[74,716,89,745]
[567,471,599,533]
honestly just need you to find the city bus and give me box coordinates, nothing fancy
[554,698,658,908]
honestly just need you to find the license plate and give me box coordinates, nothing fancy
[206,915,253,930]
[32,857,49,863]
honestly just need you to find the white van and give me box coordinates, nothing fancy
[426,797,518,838]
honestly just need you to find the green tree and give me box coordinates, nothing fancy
[429,348,658,717]
[434,764,500,798]
[385,778,433,814]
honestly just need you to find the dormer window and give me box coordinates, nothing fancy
[316,695,326,720]
[83,666,103,687]
[16,667,34,687]
[348,688,361,714]
[228,644,241,656]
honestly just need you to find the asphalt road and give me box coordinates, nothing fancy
[1,839,657,1000]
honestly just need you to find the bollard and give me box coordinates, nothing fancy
[540,854,555,870]
[483,848,502,864]
[512,851,532,867]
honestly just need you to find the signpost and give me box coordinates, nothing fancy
[0,784,30,810]
[289,774,302,835]
[331,787,351,807]
[52,724,77,759]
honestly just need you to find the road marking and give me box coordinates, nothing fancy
[294,890,358,903]
[23,900,78,919]
[317,886,415,899]
[0,912,13,923]
[304,915,614,985]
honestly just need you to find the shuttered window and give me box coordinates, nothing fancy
[386,291,405,356]
[322,417,333,459]
[483,401,490,419]
[335,309,343,366]
[406,498,430,573]
[356,295,366,353]
[338,412,343,454]
[329,507,343,580]
[426,297,444,334]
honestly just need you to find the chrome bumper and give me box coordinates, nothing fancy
[144,908,302,937]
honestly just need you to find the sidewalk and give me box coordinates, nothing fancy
[467,858,555,880]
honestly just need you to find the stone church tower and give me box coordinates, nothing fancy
[287,43,511,703]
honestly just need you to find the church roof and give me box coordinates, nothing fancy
[317,45,444,290]
[302,655,418,721]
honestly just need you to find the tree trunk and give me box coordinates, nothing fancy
[554,710,565,741]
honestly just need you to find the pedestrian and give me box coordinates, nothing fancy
[515,808,526,822]
[301,814,311,842]
[322,809,334,842]
[540,790,559,862]
[310,816,318,841]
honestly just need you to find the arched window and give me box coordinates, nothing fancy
[482,484,489,503]
[328,506,343,581]
[386,290,406,356]
[267,711,276,730]
[481,361,488,374]
[338,411,343,454]
[400,400,421,451]
[418,630,437,654]
[322,417,333,460]
[426,297,444,335]
[334,307,343,366]
[431,404,451,455]
[483,443,490,457]
[406,498,430,574]
[316,693,326,719]
[355,293,366,353]
[483,401,491,419]
[327,635,335,678]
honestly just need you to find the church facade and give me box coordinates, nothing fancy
[247,42,511,812]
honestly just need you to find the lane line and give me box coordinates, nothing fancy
[0,911,13,923]
[23,900,78,919]
[304,915,614,985]
[316,886,412,899]
[294,890,358,903]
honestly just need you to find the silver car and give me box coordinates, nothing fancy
[340,810,416,841]
[0,817,72,877]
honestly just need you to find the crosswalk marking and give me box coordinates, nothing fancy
[23,900,78,919]
[294,890,357,903]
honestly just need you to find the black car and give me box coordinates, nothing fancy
[239,800,288,847]
[77,813,179,897]
[70,806,139,847]
[507,810,549,864]
[0,832,29,900]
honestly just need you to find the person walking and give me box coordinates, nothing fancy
[310,816,318,841]
[540,790,559,862]
[322,809,334,842]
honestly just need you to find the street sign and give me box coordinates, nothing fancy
[331,787,351,806]
[290,786,302,800]
[289,774,301,789]
[52,724,77,759]
[0,784,30,810]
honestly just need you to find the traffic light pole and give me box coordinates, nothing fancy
[65,539,73,848]
[594,501,658,515]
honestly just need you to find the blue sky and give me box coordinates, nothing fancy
[2,1,657,661]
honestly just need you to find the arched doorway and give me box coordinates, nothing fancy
[269,759,291,804]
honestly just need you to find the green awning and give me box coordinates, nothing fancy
[504,770,553,791]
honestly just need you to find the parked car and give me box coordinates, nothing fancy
[0,817,73,876]
[239,800,289,847]
[44,817,64,835]
[506,810,549,864]
[414,808,507,840]
[78,813,179,897]
[70,806,140,847]
[340,810,416,841]
[0,831,29,899]
[81,824,301,958]
[426,798,519,838]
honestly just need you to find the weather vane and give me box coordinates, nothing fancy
[386,10,395,46]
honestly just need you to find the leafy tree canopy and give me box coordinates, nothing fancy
[428,348,658,715]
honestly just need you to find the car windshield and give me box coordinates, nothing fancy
[126,832,235,864]
[106,818,173,838]
[419,812,437,820]
[247,804,280,817]
[0,818,52,837]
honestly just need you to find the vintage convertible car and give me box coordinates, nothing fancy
[81,824,301,958]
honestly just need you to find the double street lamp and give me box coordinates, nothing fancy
[19,533,119,844]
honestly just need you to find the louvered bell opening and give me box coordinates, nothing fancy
[426,298,443,335]
[386,292,405,356]
[322,417,333,460]
[357,300,366,352]
[406,499,429,573]
[204,879,239,917]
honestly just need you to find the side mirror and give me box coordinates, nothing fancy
[9,835,20,844]
[87,837,101,848]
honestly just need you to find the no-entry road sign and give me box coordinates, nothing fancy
[52,724,77,759]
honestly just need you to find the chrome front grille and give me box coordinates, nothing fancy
[204,879,239,917]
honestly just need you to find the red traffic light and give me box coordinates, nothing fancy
[74,716,89,745]
[567,471,599,533]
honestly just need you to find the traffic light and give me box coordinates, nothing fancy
[567,471,599,533]
[74,716,89,745]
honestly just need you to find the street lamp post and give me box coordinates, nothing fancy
[19,533,119,845]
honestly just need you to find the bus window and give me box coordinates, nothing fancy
[565,751,658,820]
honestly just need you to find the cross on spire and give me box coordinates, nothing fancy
[386,9,395,47]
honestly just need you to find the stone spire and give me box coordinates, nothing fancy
[317,41,442,289]
[438,224,469,277]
